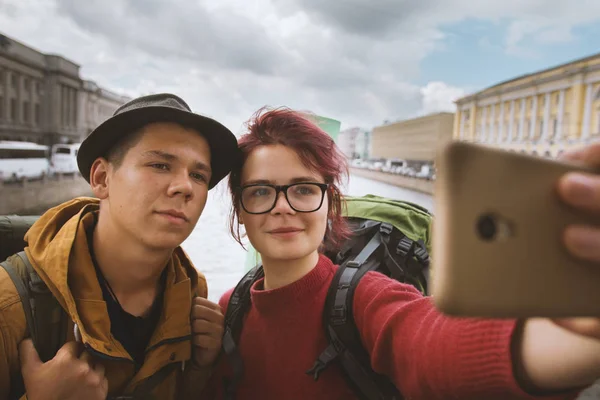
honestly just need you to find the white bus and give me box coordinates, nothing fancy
[0,140,50,182]
[50,143,81,174]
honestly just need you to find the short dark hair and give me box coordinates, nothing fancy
[105,128,146,168]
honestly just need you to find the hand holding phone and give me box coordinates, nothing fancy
[431,141,600,318]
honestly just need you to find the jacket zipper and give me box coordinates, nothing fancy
[145,334,191,354]
[85,335,191,396]
[84,343,140,371]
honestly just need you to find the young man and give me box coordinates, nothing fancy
[0,93,241,399]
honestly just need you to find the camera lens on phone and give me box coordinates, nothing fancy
[476,214,497,241]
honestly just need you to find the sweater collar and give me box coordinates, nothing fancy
[250,254,335,314]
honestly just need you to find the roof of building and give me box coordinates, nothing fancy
[456,51,600,104]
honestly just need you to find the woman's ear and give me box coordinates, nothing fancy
[238,212,244,225]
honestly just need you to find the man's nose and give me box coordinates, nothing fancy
[167,171,194,199]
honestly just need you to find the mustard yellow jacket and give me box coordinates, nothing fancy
[0,198,211,399]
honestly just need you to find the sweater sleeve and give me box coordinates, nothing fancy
[352,272,581,400]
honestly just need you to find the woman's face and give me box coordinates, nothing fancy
[238,144,329,264]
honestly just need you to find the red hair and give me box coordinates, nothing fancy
[228,106,350,251]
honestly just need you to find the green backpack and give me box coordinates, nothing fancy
[222,194,433,400]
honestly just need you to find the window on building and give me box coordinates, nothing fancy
[35,103,40,125]
[0,69,4,88]
[61,86,66,125]
[595,108,600,136]
[10,98,16,121]
[72,89,77,126]
[24,78,30,91]
[0,96,3,120]
[539,120,544,139]
[552,118,558,138]
[23,101,30,123]
[596,90,600,136]
[11,74,17,89]
[36,82,42,95]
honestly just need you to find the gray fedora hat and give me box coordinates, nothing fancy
[77,93,240,189]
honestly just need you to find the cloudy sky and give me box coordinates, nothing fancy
[1,0,599,134]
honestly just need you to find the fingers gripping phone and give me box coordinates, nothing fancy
[431,141,600,318]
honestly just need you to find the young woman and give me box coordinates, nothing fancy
[201,107,600,399]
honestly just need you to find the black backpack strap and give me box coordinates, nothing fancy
[0,252,68,400]
[221,265,264,400]
[308,225,403,400]
[394,237,430,295]
[1,257,32,400]
[16,252,69,363]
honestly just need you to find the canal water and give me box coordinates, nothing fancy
[181,175,433,302]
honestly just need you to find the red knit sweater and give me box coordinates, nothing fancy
[204,254,580,400]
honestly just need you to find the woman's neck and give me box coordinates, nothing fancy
[261,251,320,290]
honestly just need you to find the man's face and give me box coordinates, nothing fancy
[94,122,212,250]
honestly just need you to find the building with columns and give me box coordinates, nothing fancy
[79,80,131,138]
[454,52,600,157]
[0,32,129,145]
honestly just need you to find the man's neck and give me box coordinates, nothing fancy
[262,251,320,290]
[92,214,172,316]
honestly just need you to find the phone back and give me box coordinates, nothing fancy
[431,141,600,318]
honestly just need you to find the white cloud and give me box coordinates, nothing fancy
[419,82,466,116]
[0,0,598,133]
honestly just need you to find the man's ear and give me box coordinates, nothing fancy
[89,158,111,200]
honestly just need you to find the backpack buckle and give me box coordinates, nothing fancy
[331,305,346,325]
[396,237,414,257]
[379,222,393,236]
[345,260,361,268]
[28,273,50,295]
[414,247,430,266]
[306,343,339,381]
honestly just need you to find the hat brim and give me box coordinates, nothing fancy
[77,106,240,189]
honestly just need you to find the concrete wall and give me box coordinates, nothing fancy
[350,167,434,195]
[0,174,93,214]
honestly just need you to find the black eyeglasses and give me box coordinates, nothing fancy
[239,182,329,215]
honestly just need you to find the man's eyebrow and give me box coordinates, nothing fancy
[141,150,177,161]
[141,150,212,173]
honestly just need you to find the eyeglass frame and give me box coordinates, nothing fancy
[238,182,329,215]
